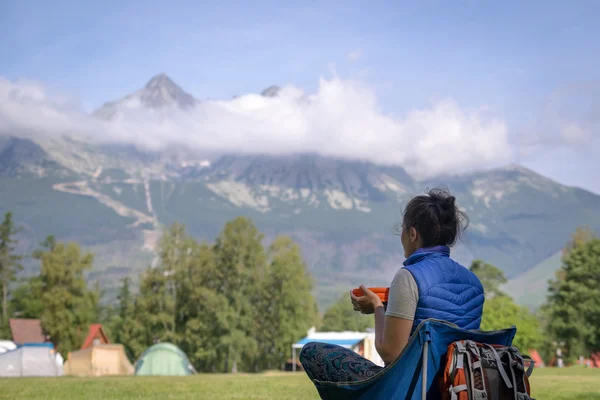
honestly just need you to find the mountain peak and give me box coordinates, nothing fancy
[261,85,281,97]
[140,73,197,109]
[92,73,198,119]
[144,73,177,90]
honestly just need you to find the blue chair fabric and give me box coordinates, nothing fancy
[312,319,517,400]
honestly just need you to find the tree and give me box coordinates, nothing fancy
[177,284,232,372]
[212,217,266,372]
[470,259,541,351]
[550,226,597,291]
[0,212,23,322]
[134,266,178,345]
[171,232,231,372]
[469,260,507,298]
[534,303,559,365]
[104,277,146,360]
[256,236,318,370]
[33,236,99,354]
[563,226,596,255]
[127,223,228,371]
[480,295,541,351]
[9,277,44,318]
[321,293,373,332]
[546,238,600,361]
[119,278,133,312]
[132,223,196,352]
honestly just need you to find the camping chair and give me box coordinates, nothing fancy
[312,319,517,400]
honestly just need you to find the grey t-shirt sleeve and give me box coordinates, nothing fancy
[385,268,418,320]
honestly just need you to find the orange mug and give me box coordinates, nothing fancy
[352,287,389,309]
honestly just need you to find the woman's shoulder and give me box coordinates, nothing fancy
[392,267,418,288]
[389,268,419,302]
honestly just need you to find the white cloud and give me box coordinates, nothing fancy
[521,82,600,149]
[346,49,363,62]
[0,77,94,138]
[0,74,515,179]
[559,121,592,143]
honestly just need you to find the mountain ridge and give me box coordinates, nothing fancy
[2,132,599,309]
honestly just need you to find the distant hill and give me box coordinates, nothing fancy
[2,74,600,310]
[503,251,563,310]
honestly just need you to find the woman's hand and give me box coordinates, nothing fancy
[350,285,383,314]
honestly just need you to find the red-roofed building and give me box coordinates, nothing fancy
[81,324,110,350]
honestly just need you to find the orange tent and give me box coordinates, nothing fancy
[64,344,133,376]
[527,349,544,368]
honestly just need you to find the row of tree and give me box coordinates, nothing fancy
[0,213,317,372]
[1,209,599,370]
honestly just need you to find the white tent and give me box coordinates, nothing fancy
[0,340,16,355]
[55,351,64,366]
[0,343,63,377]
[291,328,385,372]
[362,329,385,367]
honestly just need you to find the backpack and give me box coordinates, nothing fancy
[440,340,535,400]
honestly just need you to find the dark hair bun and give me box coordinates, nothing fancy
[443,195,456,208]
[438,195,457,220]
[397,187,469,247]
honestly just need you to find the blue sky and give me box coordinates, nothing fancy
[1,0,599,192]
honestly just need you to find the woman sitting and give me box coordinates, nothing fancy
[300,187,485,383]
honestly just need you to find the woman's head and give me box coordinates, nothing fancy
[396,187,469,258]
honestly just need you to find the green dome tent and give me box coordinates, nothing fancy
[134,343,196,376]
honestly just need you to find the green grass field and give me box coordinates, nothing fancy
[1,368,599,399]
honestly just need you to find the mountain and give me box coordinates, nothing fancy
[261,85,281,97]
[0,137,75,179]
[91,73,198,119]
[503,251,562,310]
[0,136,9,152]
[1,74,599,309]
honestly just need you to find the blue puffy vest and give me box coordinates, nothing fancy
[403,246,484,336]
